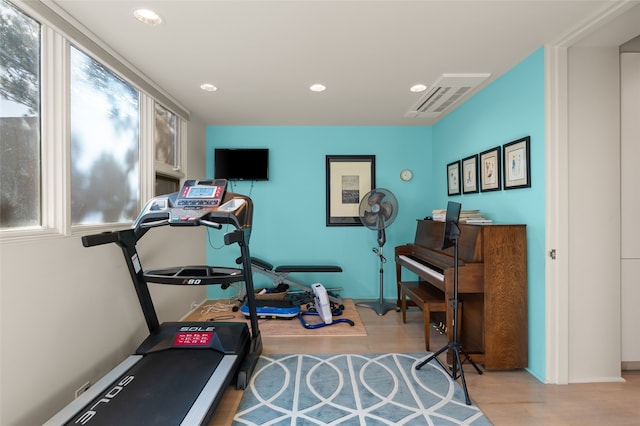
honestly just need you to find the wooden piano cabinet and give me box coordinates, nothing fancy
[481,225,528,369]
[395,221,528,370]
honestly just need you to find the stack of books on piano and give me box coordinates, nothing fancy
[431,209,493,224]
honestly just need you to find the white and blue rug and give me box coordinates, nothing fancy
[233,353,491,425]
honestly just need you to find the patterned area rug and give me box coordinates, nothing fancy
[233,353,491,425]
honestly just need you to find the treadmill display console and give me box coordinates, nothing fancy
[173,331,214,347]
[169,179,228,225]
[176,179,227,207]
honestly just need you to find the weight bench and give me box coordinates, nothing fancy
[235,257,344,308]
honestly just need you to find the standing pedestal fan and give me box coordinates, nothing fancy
[356,188,398,315]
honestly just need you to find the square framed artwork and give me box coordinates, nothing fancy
[326,155,376,226]
[462,154,479,194]
[503,136,531,190]
[479,146,501,192]
[447,160,461,196]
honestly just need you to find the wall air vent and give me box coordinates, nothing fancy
[405,73,491,118]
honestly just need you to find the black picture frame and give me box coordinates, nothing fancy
[503,136,531,190]
[479,146,502,192]
[462,154,479,194]
[326,155,376,226]
[447,160,461,196]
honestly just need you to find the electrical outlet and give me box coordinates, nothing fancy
[191,301,199,310]
[75,381,91,398]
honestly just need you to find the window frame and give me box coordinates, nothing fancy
[1,3,49,238]
[1,0,189,241]
[154,100,186,188]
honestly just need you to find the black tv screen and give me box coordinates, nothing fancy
[214,148,269,181]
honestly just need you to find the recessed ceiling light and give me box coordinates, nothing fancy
[309,83,326,92]
[410,84,427,93]
[133,9,162,26]
[200,83,218,92]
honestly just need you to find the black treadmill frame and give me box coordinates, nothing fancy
[45,187,263,425]
[82,220,262,358]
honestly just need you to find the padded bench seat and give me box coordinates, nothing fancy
[399,281,447,351]
[246,257,342,273]
[274,265,342,273]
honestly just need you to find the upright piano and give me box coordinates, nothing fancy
[395,219,528,369]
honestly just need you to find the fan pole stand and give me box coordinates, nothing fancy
[356,247,397,316]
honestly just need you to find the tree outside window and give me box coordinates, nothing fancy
[70,47,140,225]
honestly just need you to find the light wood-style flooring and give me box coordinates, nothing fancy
[208,304,640,425]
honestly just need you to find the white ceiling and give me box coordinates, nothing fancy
[50,0,619,126]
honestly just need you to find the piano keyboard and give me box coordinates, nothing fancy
[397,255,445,282]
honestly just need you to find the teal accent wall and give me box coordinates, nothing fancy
[205,47,546,381]
[432,48,546,380]
[205,126,432,300]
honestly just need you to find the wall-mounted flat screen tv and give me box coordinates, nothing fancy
[214,148,269,181]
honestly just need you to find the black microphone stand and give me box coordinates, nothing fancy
[415,221,482,405]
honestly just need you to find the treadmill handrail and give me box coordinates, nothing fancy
[199,219,222,229]
[81,230,121,247]
[140,219,170,229]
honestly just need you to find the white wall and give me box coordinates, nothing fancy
[0,117,208,425]
[561,3,640,383]
[567,45,622,382]
[621,52,640,366]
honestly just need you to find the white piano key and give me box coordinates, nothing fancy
[398,255,445,281]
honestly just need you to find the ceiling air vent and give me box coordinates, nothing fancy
[405,73,491,118]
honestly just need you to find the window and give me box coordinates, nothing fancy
[154,102,184,195]
[155,102,177,167]
[0,0,41,228]
[155,174,180,196]
[70,46,140,225]
[1,1,188,235]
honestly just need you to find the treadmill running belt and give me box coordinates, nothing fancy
[68,349,225,426]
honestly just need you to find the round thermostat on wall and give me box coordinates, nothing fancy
[400,169,413,181]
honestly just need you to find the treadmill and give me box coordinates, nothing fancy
[45,179,262,426]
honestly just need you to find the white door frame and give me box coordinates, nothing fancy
[544,1,639,384]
